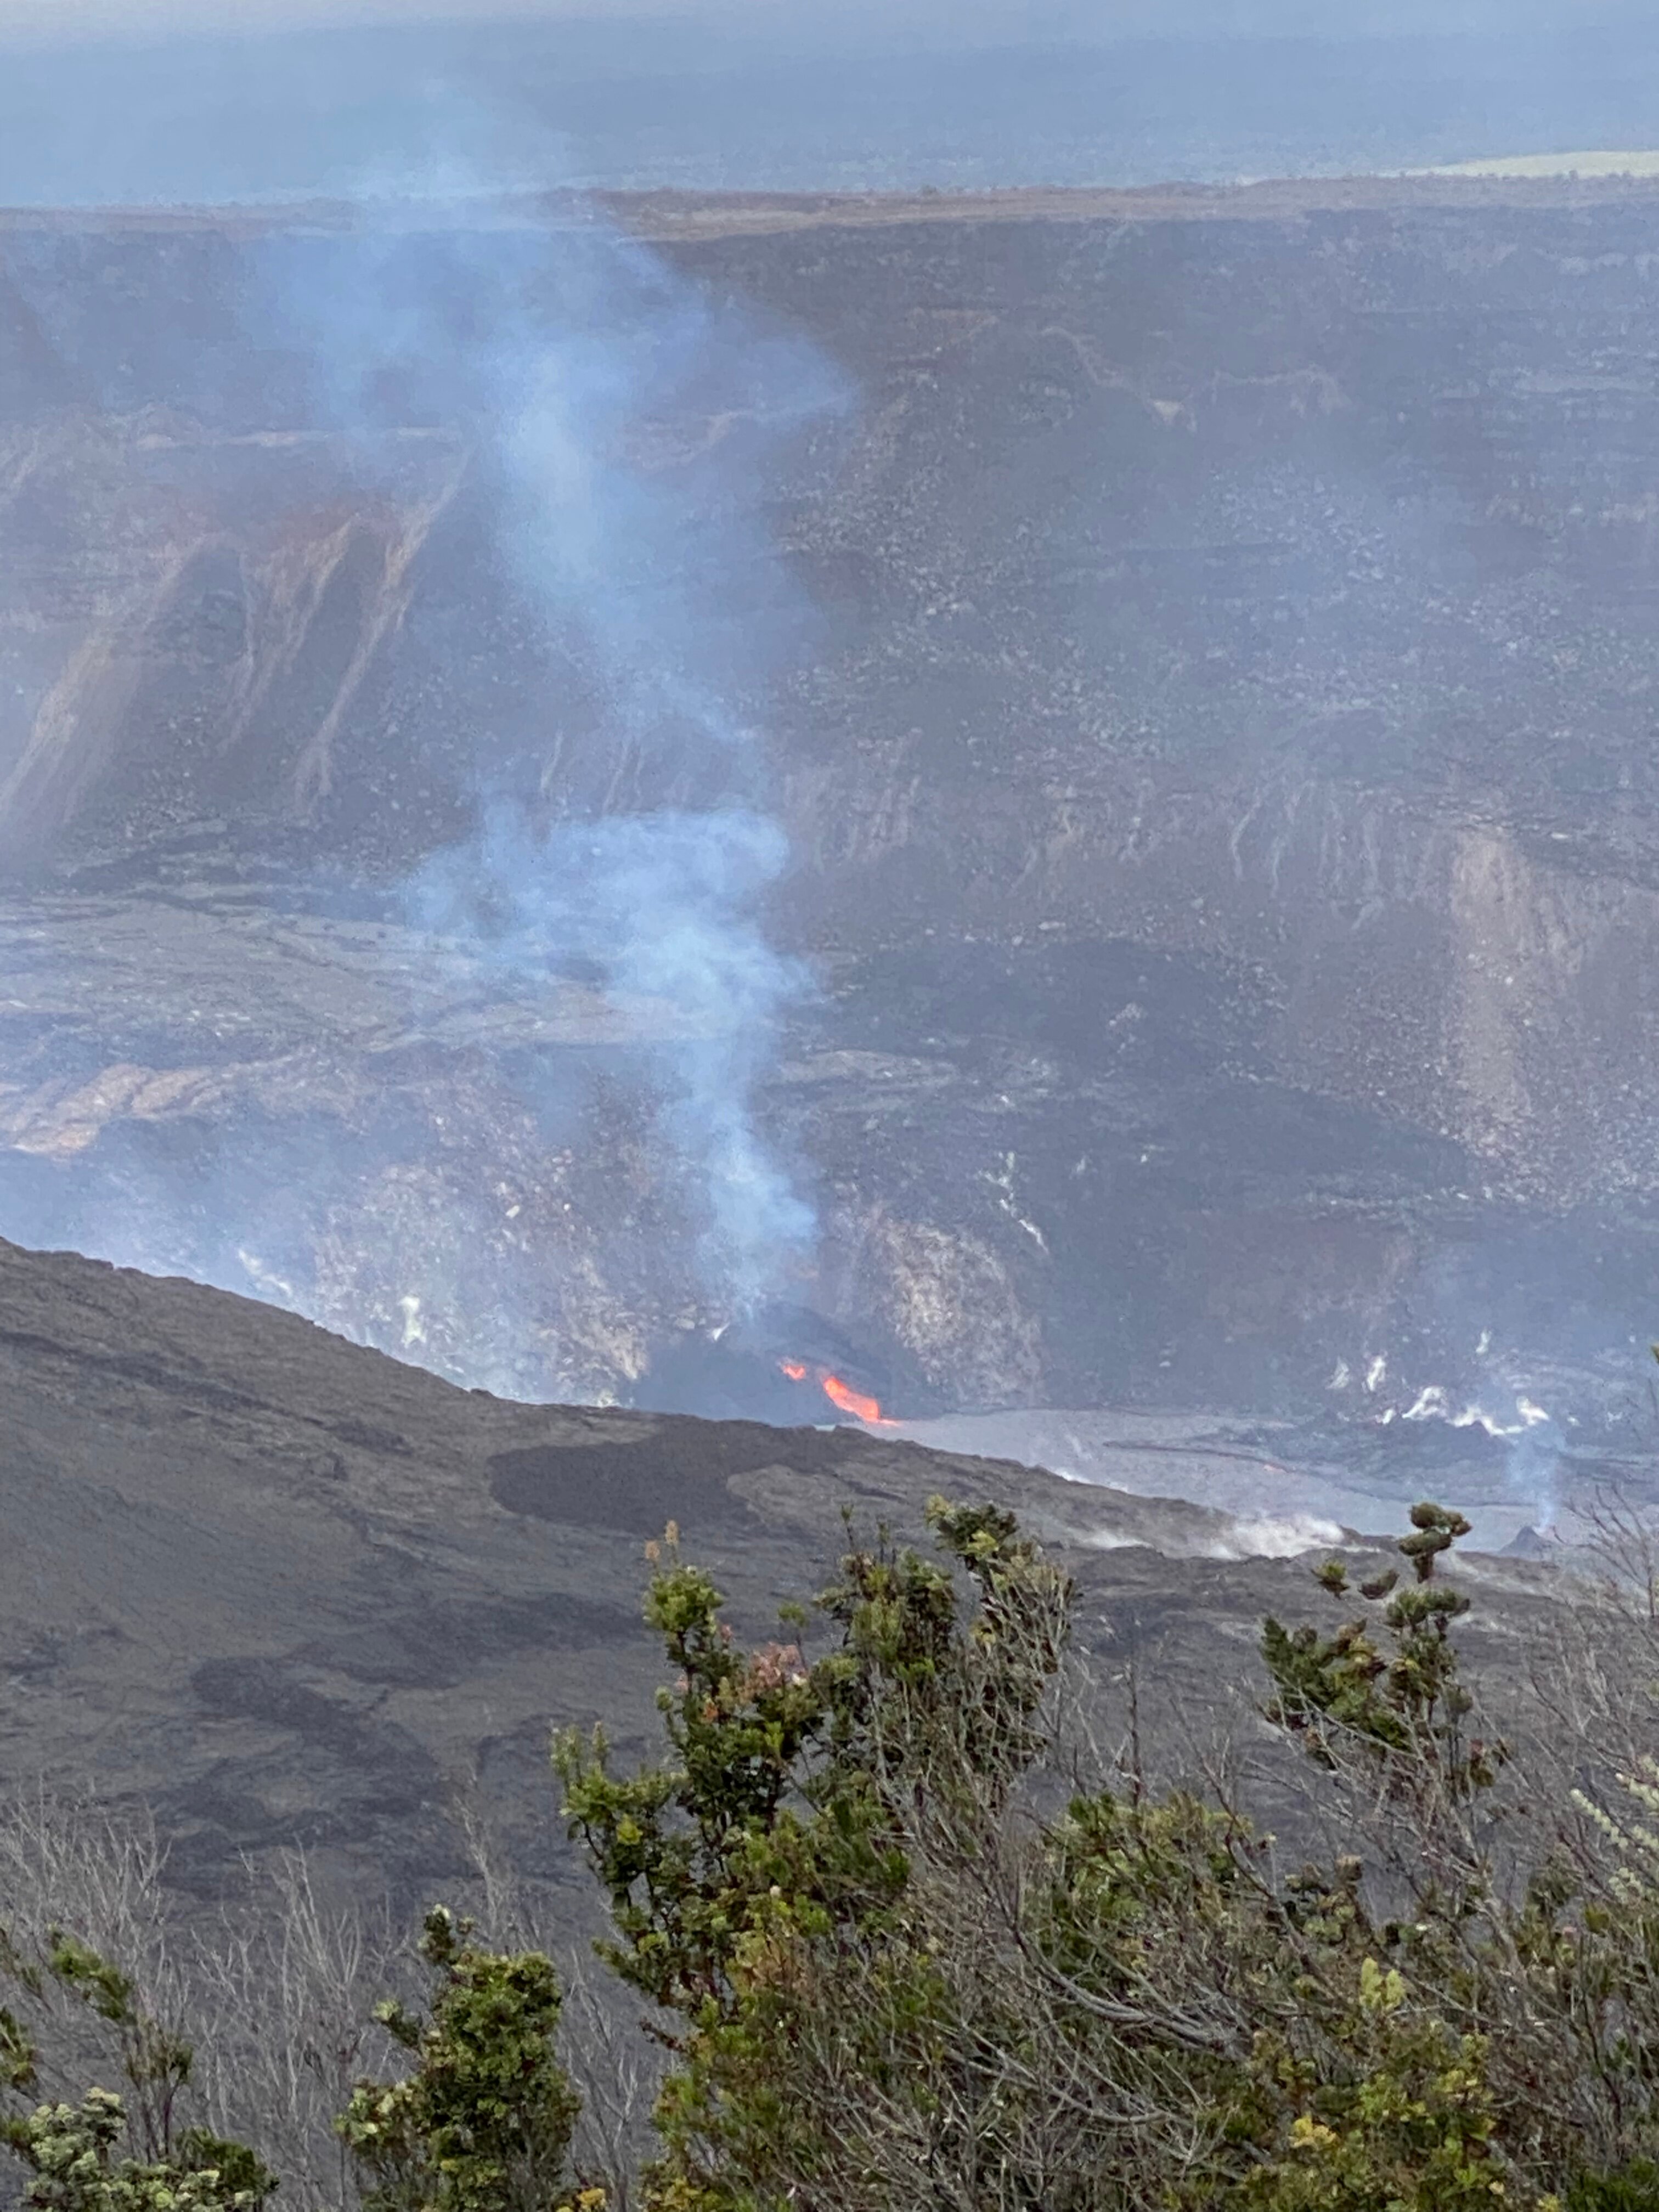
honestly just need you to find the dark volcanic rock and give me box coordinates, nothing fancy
[488,1435,769,1533]
[2,1231,1422,1910]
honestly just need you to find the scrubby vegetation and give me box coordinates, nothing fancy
[11,1492,1659,2208]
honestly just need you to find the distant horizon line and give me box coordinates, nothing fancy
[8,167,1659,227]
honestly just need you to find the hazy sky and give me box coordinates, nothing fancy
[0,0,1643,46]
[0,0,1648,204]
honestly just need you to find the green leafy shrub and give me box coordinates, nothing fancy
[19,1487,1659,2211]
[0,1925,274,2212]
[338,1905,582,2212]
[557,1499,1615,2210]
[4,2090,275,2212]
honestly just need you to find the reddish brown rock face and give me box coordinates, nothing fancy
[2,184,1658,1447]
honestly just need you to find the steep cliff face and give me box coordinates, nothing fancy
[2,184,1657,1427]
[0,408,465,858]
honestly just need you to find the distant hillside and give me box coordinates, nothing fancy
[1435,150,1659,176]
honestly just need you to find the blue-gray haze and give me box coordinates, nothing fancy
[0,10,1654,205]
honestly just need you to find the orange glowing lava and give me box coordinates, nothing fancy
[778,1357,896,1427]
[821,1373,895,1426]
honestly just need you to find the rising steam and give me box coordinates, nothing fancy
[276,199,839,1319]
[0,177,846,1393]
[258,195,843,1342]
[412,802,815,1312]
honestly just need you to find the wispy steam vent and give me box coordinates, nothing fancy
[413,803,814,1312]
[260,204,840,1323]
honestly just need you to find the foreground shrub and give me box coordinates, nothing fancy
[338,1905,583,2212]
[557,1497,1659,2210]
[18,1487,1659,2208]
[0,1923,274,2212]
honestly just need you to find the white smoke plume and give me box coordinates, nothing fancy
[0,160,848,1392]
[265,193,840,1316]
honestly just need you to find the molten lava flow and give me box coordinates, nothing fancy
[778,1356,895,1427]
[821,1373,893,1426]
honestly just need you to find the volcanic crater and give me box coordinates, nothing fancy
[5,179,1659,1542]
